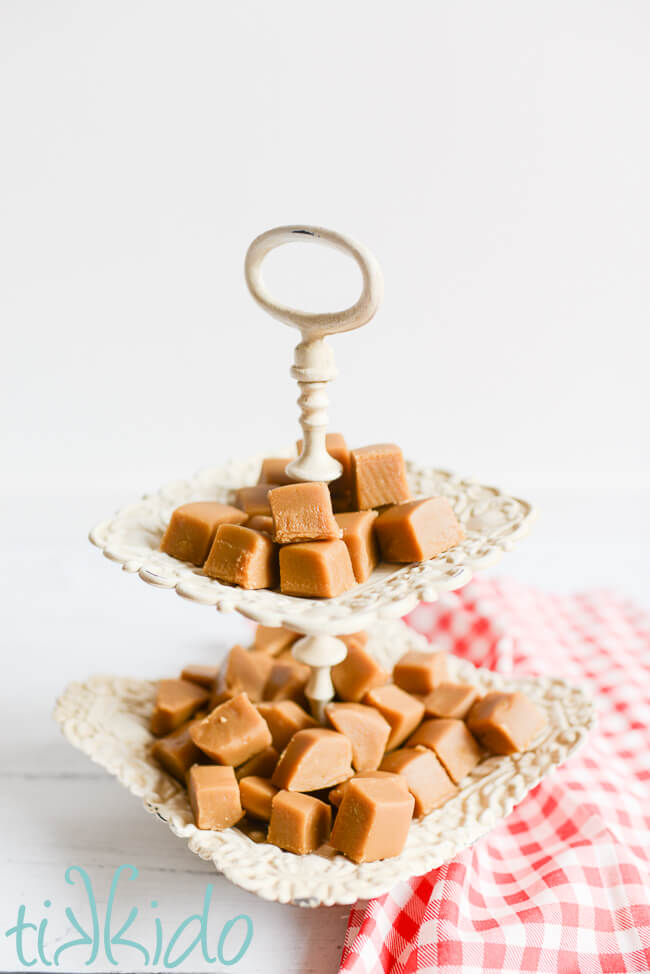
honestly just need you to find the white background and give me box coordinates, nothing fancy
[1,2,649,972]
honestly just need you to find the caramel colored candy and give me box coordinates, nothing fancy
[160,502,247,565]
[330,777,414,863]
[467,691,547,754]
[234,484,278,517]
[239,776,278,821]
[393,650,449,695]
[335,510,379,583]
[257,458,296,487]
[190,693,272,766]
[279,540,356,598]
[263,658,310,703]
[351,443,411,510]
[269,482,340,543]
[253,625,299,656]
[363,684,425,750]
[151,722,206,783]
[328,770,409,807]
[257,701,317,751]
[267,791,332,854]
[325,703,391,772]
[272,728,353,792]
[150,679,210,737]
[188,765,244,831]
[235,746,279,780]
[215,644,272,704]
[297,432,351,496]
[180,664,220,691]
[203,524,278,590]
[246,515,274,534]
[423,682,481,720]
[407,718,481,783]
[331,643,389,703]
[380,747,457,817]
[374,497,464,563]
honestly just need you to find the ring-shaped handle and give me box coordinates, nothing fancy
[244,225,383,338]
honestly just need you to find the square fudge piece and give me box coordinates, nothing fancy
[257,458,296,487]
[329,777,414,863]
[253,625,299,656]
[262,658,311,704]
[239,776,278,822]
[187,764,244,831]
[246,514,274,534]
[190,693,272,766]
[257,701,318,751]
[297,432,351,496]
[272,728,353,792]
[235,746,279,780]
[214,645,273,704]
[325,703,391,771]
[188,765,243,830]
[328,770,410,808]
[374,497,464,563]
[380,747,457,817]
[363,684,425,750]
[407,718,481,784]
[160,502,247,565]
[267,791,332,854]
[331,643,389,703]
[203,524,278,589]
[393,650,448,695]
[151,721,206,783]
[351,443,411,510]
[269,482,340,543]
[467,691,547,754]
[423,682,481,720]
[150,679,210,736]
[335,510,379,582]
[234,484,278,517]
[279,540,356,598]
[180,664,220,691]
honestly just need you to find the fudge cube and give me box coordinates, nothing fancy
[380,747,457,817]
[279,540,356,598]
[272,728,353,792]
[331,643,389,702]
[150,679,210,736]
[467,691,547,754]
[335,510,379,582]
[262,658,311,704]
[330,777,414,863]
[234,484,278,517]
[328,770,409,807]
[374,497,464,563]
[325,702,391,772]
[363,684,425,750]
[151,721,206,783]
[407,718,481,783]
[393,650,449,695]
[203,524,278,590]
[180,664,220,691]
[257,458,296,487]
[190,693,272,766]
[188,765,243,830]
[350,443,410,510]
[256,701,318,751]
[269,482,340,543]
[297,432,351,496]
[423,682,481,720]
[253,625,299,656]
[214,644,273,703]
[160,502,247,565]
[239,776,278,821]
[267,791,332,854]
[246,515,274,534]
[235,746,280,780]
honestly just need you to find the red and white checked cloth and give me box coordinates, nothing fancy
[339,578,650,974]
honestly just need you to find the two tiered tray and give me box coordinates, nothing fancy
[55,226,593,905]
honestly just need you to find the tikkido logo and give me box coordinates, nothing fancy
[5,865,254,969]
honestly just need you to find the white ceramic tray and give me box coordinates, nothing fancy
[89,455,535,636]
[54,619,593,907]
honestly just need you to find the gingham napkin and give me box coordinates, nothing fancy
[339,578,650,974]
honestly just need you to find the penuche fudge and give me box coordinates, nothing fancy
[188,765,243,830]
[269,482,340,543]
[335,510,379,582]
[329,777,414,863]
[466,691,547,755]
[374,497,464,563]
[160,502,247,565]
[190,693,272,766]
[350,443,411,510]
[203,524,278,589]
[279,540,356,598]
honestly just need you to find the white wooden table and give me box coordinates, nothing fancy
[1,486,647,973]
